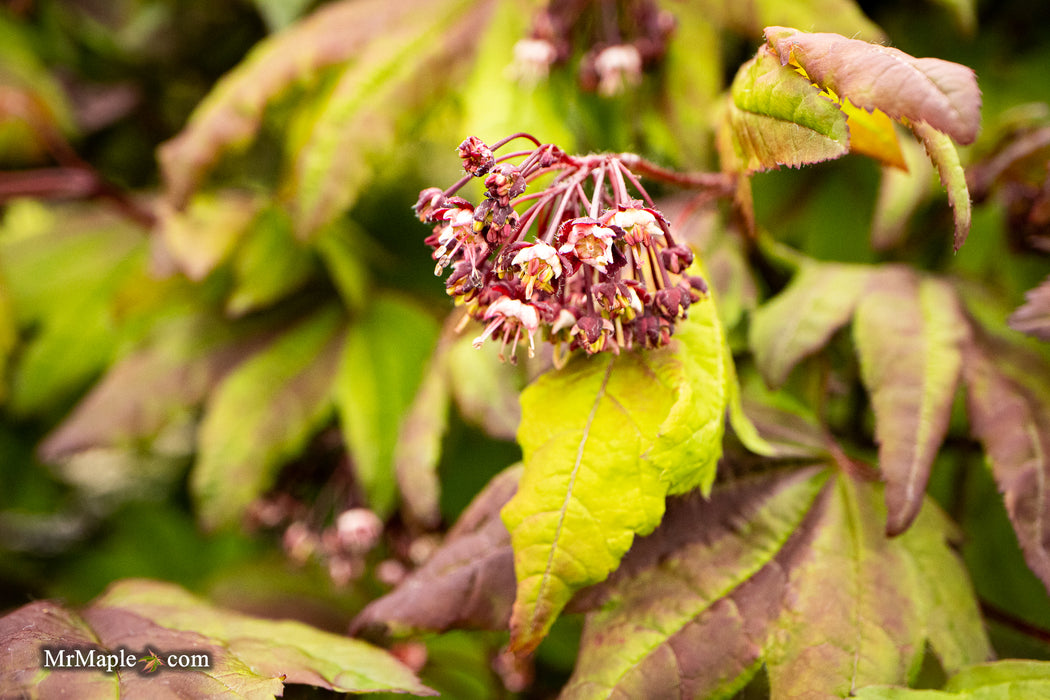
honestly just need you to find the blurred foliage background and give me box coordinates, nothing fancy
[3,0,1050,696]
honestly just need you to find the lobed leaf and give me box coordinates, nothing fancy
[1010,275,1050,342]
[853,269,966,535]
[289,0,495,238]
[353,465,521,637]
[562,467,829,699]
[334,295,439,517]
[896,501,992,674]
[563,470,989,699]
[725,46,850,173]
[749,261,873,388]
[502,306,728,653]
[192,306,345,530]
[962,331,1050,594]
[0,579,434,697]
[911,120,973,252]
[764,26,981,145]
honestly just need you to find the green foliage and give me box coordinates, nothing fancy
[3,0,1050,697]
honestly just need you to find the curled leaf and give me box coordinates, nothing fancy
[911,120,973,252]
[764,26,981,145]
[725,46,849,173]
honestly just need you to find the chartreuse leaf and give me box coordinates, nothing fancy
[897,498,992,674]
[854,270,966,535]
[461,0,575,151]
[502,302,728,653]
[290,0,495,238]
[159,0,449,207]
[193,306,345,530]
[763,26,981,146]
[697,0,884,41]
[726,46,849,173]
[855,661,1050,699]
[1,205,146,417]
[0,271,14,406]
[0,578,434,697]
[911,120,973,252]
[334,294,439,517]
[749,261,873,388]
[155,191,261,281]
[563,470,989,699]
[226,205,316,316]
[837,98,906,169]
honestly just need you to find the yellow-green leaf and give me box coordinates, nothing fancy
[750,261,873,388]
[501,304,728,653]
[726,46,850,173]
[192,306,344,530]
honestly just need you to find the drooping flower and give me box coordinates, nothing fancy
[604,204,665,249]
[473,296,542,361]
[558,218,617,273]
[511,241,563,296]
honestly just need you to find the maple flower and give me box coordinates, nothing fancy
[473,296,542,361]
[604,204,665,249]
[458,136,495,176]
[558,218,617,273]
[511,241,562,296]
[509,38,558,85]
[593,44,643,96]
[430,204,481,274]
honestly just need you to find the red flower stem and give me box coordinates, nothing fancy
[491,132,542,151]
[443,173,473,197]
[617,153,736,193]
[589,167,606,218]
[616,159,656,207]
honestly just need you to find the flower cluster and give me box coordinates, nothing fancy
[507,0,674,96]
[416,134,709,365]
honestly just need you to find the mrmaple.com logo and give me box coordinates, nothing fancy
[42,646,210,674]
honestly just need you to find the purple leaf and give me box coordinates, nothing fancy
[352,465,522,636]
[853,268,967,535]
[962,331,1050,593]
[1010,275,1050,342]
